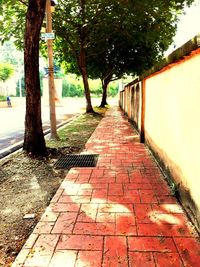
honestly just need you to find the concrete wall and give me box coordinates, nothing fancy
[120,81,142,132]
[120,36,200,232]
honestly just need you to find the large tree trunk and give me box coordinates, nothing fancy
[23,0,47,157]
[79,46,94,113]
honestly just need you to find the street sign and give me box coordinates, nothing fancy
[41,32,55,40]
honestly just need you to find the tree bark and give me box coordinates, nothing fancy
[23,0,47,157]
[77,0,94,113]
[79,46,94,113]
[100,76,112,107]
[100,81,108,107]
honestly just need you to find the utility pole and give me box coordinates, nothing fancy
[46,0,59,139]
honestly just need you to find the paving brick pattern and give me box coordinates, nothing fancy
[12,107,200,267]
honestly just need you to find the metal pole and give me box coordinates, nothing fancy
[46,0,59,139]
[17,54,22,97]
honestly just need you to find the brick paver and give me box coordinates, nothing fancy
[12,106,200,267]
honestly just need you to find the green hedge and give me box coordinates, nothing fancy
[0,95,6,101]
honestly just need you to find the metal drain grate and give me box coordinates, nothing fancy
[54,154,99,169]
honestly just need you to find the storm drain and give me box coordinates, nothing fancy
[54,154,99,169]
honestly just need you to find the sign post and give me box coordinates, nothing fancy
[41,32,55,40]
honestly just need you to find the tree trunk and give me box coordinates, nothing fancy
[79,46,94,113]
[100,76,111,107]
[100,81,108,107]
[23,0,47,157]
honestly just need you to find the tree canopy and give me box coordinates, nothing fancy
[53,0,194,107]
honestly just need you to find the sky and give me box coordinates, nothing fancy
[165,0,200,55]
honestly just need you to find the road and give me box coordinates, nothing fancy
[0,97,118,158]
[0,97,88,157]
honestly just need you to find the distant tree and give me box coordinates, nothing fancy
[0,63,14,82]
[62,79,84,97]
[0,41,21,66]
[0,41,24,97]
[108,83,119,97]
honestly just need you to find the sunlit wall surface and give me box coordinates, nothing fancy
[144,51,200,222]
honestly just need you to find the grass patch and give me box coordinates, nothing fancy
[0,95,6,101]
[46,106,107,150]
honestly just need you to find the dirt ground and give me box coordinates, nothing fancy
[0,110,105,267]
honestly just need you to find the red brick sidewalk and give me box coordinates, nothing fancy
[12,107,200,267]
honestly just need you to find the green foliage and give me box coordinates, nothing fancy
[0,1,27,49]
[108,83,119,97]
[62,80,84,97]
[52,0,195,107]
[0,41,24,95]
[46,111,103,149]
[90,85,102,97]
[89,80,118,97]
[0,0,196,100]
[61,74,118,98]
[62,75,84,97]
[87,0,195,82]
[0,95,6,101]
[0,0,195,57]
[0,41,21,65]
[0,62,14,82]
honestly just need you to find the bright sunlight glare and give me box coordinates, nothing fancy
[165,0,200,55]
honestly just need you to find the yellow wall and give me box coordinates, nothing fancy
[145,52,200,213]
